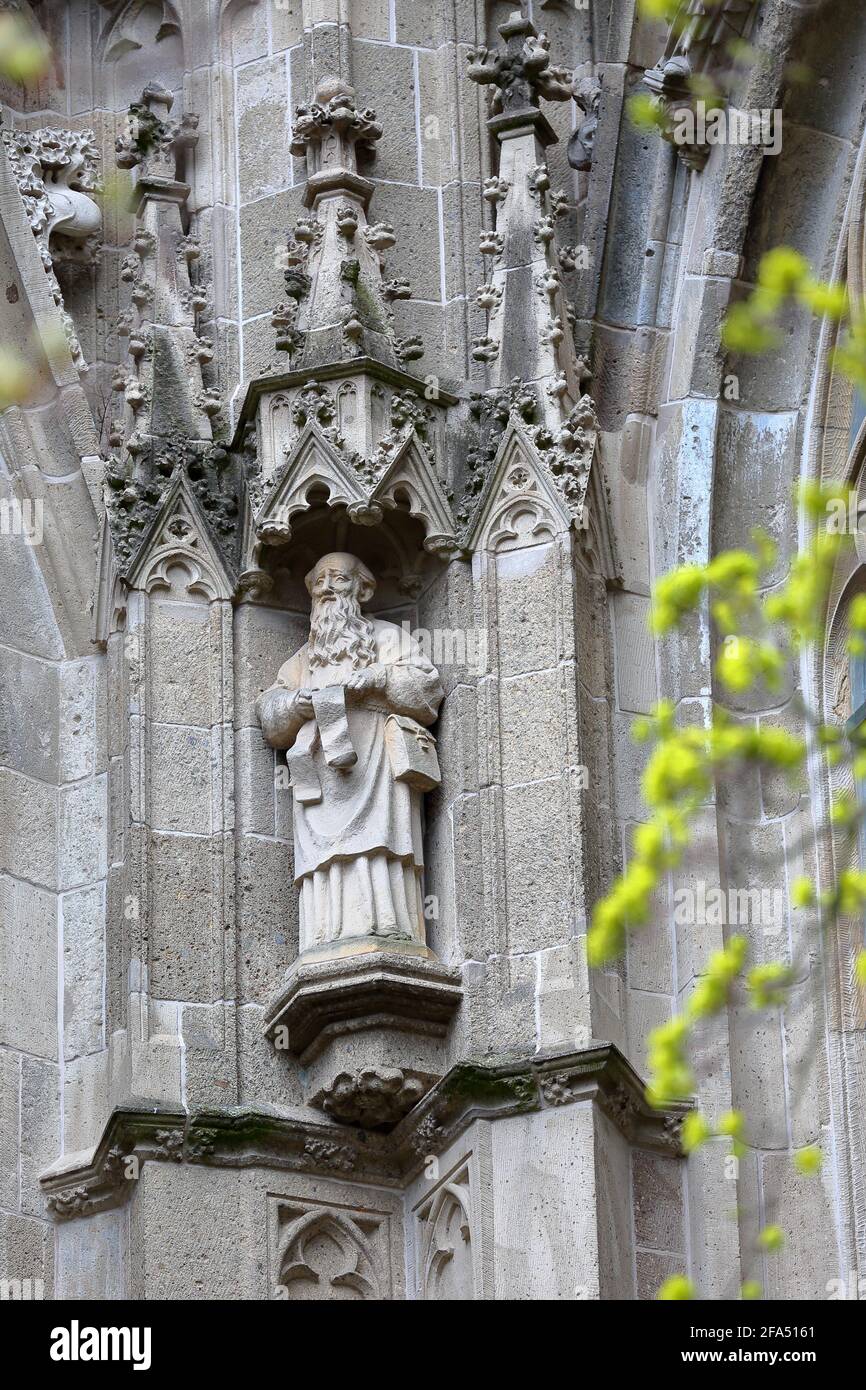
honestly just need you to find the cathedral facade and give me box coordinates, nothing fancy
[0,0,863,1301]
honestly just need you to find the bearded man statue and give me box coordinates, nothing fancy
[256,553,444,956]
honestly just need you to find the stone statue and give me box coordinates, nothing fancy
[257,553,444,955]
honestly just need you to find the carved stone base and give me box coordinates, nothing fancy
[293,936,437,968]
[263,950,463,1128]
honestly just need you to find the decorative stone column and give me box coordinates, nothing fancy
[275,76,406,369]
[466,10,586,418]
[112,81,215,455]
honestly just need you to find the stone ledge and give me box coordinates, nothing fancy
[262,949,465,1061]
[39,1044,689,1221]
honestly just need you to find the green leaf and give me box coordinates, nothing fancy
[626,93,668,133]
[757,1224,785,1252]
[0,13,51,84]
[757,247,809,298]
[682,1111,712,1154]
[657,1274,695,1300]
[721,303,779,354]
[793,1145,822,1176]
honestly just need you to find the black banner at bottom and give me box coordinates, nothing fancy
[0,1296,855,1374]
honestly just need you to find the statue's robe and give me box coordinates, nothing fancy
[257,619,443,952]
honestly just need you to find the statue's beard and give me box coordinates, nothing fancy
[308,592,377,670]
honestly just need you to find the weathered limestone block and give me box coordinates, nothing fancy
[129,996,184,1107]
[352,0,390,43]
[149,600,214,725]
[536,942,591,1053]
[351,41,418,183]
[181,1002,239,1111]
[237,836,298,1002]
[0,1212,54,1298]
[237,1002,304,1108]
[149,724,212,835]
[59,775,108,890]
[760,1154,838,1300]
[632,1148,687,1257]
[503,776,575,951]
[0,647,60,783]
[595,1109,635,1299]
[0,770,58,888]
[62,885,105,1061]
[149,834,219,1003]
[55,1209,125,1300]
[365,183,443,302]
[60,657,104,783]
[491,1105,601,1299]
[0,875,57,1059]
[235,726,279,836]
[626,856,674,996]
[0,1050,20,1211]
[0,503,66,660]
[127,1161,406,1300]
[714,409,798,581]
[63,1050,110,1156]
[236,56,293,205]
[240,187,307,320]
[20,1055,60,1218]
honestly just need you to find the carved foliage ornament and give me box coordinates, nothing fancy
[568,75,602,173]
[1,126,102,371]
[104,440,237,577]
[114,80,199,179]
[291,82,383,162]
[1,127,100,253]
[318,1067,427,1129]
[466,11,573,115]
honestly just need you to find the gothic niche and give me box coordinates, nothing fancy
[257,551,443,957]
[246,63,469,1118]
[101,0,184,109]
[256,530,463,1123]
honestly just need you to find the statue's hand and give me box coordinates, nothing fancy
[293,688,315,720]
[345,666,386,698]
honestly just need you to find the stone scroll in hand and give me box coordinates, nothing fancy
[312,684,357,770]
[286,720,321,804]
[286,685,357,803]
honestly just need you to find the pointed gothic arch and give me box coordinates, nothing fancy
[98,0,184,109]
[276,1209,382,1301]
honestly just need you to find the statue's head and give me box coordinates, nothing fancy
[305,553,377,669]
[305,552,376,607]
